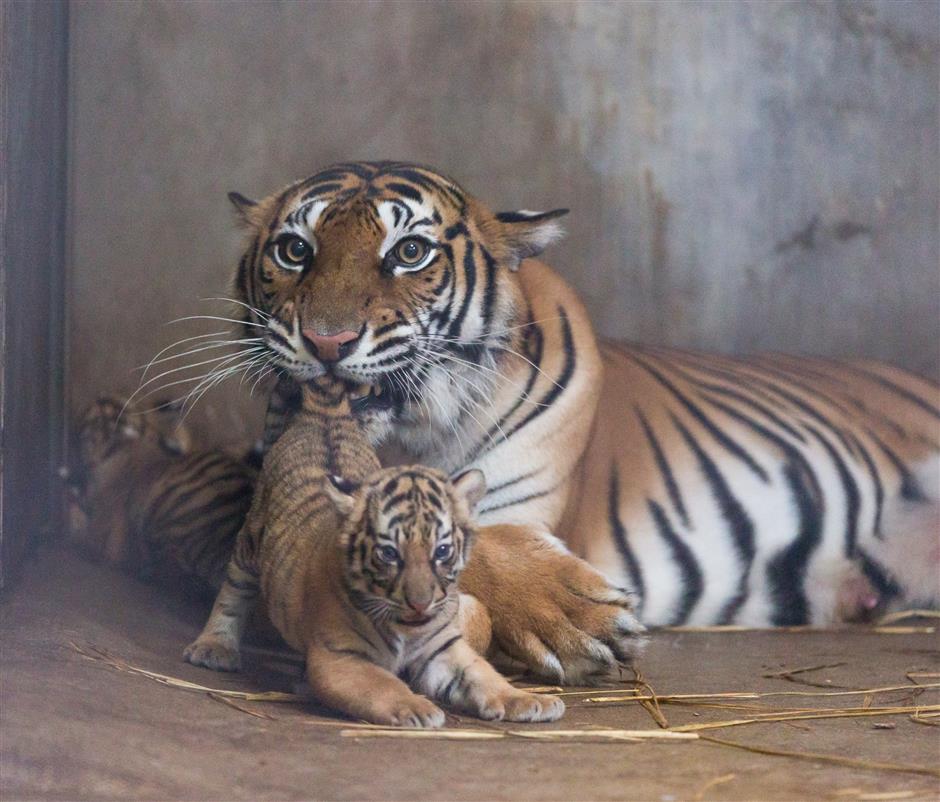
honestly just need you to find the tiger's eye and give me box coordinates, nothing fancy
[276,235,312,268]
[394,238,428,266]
[434,543,453,561]
[286,238,309,262]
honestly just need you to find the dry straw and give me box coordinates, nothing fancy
[69,639,940,779]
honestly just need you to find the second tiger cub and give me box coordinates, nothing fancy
[184,376,563,726]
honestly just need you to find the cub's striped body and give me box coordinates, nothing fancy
[225,160,935,679]
[185,377,563,726]
[71,397,256,591]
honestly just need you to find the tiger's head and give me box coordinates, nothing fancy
[325,465,486,629]
[231,161,566,418]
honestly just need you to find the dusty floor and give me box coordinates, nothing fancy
[2,546,939,801]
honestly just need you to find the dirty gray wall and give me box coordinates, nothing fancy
[68,0,940,446]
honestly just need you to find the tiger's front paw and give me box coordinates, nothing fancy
[183,636,242,672]
[464,528,646,684]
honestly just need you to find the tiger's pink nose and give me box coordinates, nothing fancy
[302,328,359,362]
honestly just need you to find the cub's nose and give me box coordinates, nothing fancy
[301,328,359,362]
[406,599,430,616]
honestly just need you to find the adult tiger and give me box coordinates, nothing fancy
[228,161,938,680]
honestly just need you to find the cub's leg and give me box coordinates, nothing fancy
[306,646,445,728]
[183,556,258,672]
[460,524,645,684]
[414,636,564,723]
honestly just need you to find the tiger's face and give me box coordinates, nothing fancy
[232,161,566,414]
[327,465,486,629]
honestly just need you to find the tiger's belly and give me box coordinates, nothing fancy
[564,343,940,627]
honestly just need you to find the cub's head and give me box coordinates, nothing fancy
[230,161,566,408]
[326,465,486,627]
[73,396,192,478]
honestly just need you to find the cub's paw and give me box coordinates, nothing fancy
[475,690,565,723]
[183,637,242,672]
[372,694,446,728]
[503,691,565,723]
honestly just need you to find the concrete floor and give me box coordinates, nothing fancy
[2,546,938,801]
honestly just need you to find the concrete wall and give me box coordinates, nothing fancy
[3,0,69,582]
[68,0,940,445]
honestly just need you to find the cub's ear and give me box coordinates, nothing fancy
[227,191,260,228]
[488,209,569,271]
[452,469,487,514]
[325,474,360,516]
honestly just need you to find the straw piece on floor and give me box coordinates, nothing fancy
[670,704,940,733]
[69,641,306,702]
[339,727,699,742]
[693,773,736,800]
[700,735,940,778]
[876,609,940,625]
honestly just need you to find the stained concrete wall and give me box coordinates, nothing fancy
[68,0,940,445]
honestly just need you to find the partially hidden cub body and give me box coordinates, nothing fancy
[184,376,563,726]
[69,396,256,591]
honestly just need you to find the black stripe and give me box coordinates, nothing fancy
[409,634,462,686]
[864,427,926,503]
[630,354,769,482]
[608,464,644,613]
[636,407,689,528]
[500,305,576,440]
[669,413,754,624]
[465,317,544,462]
[675,379,824,625]
[857,549,903,599]
[803,423,860,558]
[479,246,498,331]
[447,241,477,337]
[842,364,940,420]
[647,499,703,626]
[845,430,885,538]
[384,182,423,203]
[477,486,554,515]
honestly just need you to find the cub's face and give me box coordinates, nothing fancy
[328,466,486,628]
[74,397,191,476]
[232,161,566,409]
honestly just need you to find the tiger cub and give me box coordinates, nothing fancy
[184,376,564,726]
[69,396,256,591]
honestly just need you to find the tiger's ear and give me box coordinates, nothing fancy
[228,191,260,228]
[452,469,487,514]
[325,474,360,517]
[489,209,569,271]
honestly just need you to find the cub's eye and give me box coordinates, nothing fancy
[389,237,431,270]
[274,235,313,270]
[376,545,400,564]
[433,543,453,561]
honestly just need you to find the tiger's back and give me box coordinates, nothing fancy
[571,344,939,627]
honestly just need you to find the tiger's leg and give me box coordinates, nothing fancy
[305,646,445,728]
[183,552,258,672]
[412,636,564,722]
[459,524,646,685]
[456,592,492,656]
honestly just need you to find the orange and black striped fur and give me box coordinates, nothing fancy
[70,397,256,591]
[184,376,563,726]
[223,160,935,678]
